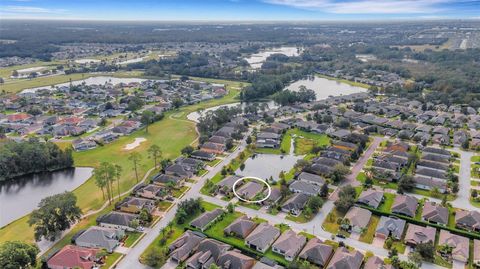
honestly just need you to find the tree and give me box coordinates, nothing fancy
[320,183,329,198]
[408,251,423,267]
[148,144,162,169]
[28,192,82,241]
[385,237,393,249]
[331,164,350,183]
[129,152,142,183]
[397,175,415,194]
[334,185,356,213]
[227,203,235,213]
[139,208,153,224]
[93,162,116,204]
[415,241,435,261]
[306,196,323,214]
[172,98,184,108]
[246,136,252,144]
[181,145,194,155]
[114,164,122,200]
[141,110,154,133]
[143,248,167,267]
[0,241,39,269]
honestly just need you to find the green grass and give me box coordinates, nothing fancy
[356,172,398,190]
[207,158,222,167]
[103,252,123,269]
[316,74,370,89]
[415,199,425,220]
[255,133,291,155]
[359,215,380,243]
[387,241,406,254]
[123,231,143,247]
[0,77,243,244]
[237,201,262,210]
[158,201,173,212]
[289,128,330,155]
[378,193,396,212]
[172,186,189,198]
[434,255,453,268]
[322,208,344,234]
[285,212,312,223]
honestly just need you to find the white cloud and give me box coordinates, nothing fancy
[0,5,67,14]
[263,0,454,14]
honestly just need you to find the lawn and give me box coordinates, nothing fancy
[378,193,396,212]
[237,201,262,210]
[322,208,345,235]
[415,199,425,220]
[207,158,222,167]
[289,128,330,155]
[285,212,312,223]
[123,231,143,247]
[0,76,243,244]
[386,240,406,254]
[359,215,380,244]
[356,172,398,190]
[103,252,123,269]
[172,186,189,198]
[157,201,173,212]
[316,74,370,89]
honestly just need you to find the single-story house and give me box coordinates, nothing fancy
[74,226,124,253]
[169,231,204,263]
[97,212,138,231]
[298,238,334,267]
[297,172,326,186]
[474,240,480,267]
[116,197,156,214]
[245,222,280,253]
[421,202,448,225]
[364,256,390,269]
[217,175,242,195]
[404,224,436,247]
[413,176,448,193]
[326,247,364,269]
[271,230,306,261]
[281,193,309,216]
[344,206,372,234]
[357,189,384,209]
[135,184,168,200]
[190,150,216,161]
[455,210,480,232]
[185,238,230,269]
[47,245,101,269]
[224,216,257,239]
[217,250,256,269]
[190,208,224,231]
[289,180,321,196]
[237,181,264,200]
[391,195,418,218]
[375,216,406,240]
[438,230,470,263]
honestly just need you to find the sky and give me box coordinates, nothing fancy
[0,0,479,21]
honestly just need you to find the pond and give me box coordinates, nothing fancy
[236,153,302,182]
[186,100,277,123]
[285,76,367,100]
[0,167,93,227]
[244,46,301,69]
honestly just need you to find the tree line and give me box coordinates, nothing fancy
[0,139,74,181]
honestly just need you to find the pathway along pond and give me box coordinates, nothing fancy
[0,167,93,227]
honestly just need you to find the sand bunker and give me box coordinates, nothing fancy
[124,137,146,150]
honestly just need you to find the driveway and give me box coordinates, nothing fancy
[450,148,477,211]
[452,260,466,269]
[372,236,385,248]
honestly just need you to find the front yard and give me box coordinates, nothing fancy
[359,215,380,243]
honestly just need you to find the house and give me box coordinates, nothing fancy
[326,247,364,269]
[237,181,264,200]
[404,224,436,247]
[391,195,418,217]
[413,176,448,194]
[245,222,280,253]
[153,173,184,186]
[190,208,224,231]
[455,210,480,232]
[281,193,309,216]
[165,164,194,179]
[224,216,257,239]
[169,231,204,263]
[422,147,451,157]
[298,238,334,267]
[97,211,138,231]
[421,202,448,225]
[185,238,230,269]
[74,226,124,253]
[297,172,326,186]
[208,135,228,145]
[364,256,391,269]
[201,142,226,154]
[256,132,281,148]
[422,154,449,164]
[217,175,242,195]
[417,159,449,172]
[375,216,406,240]
[415,168,447,181]
[252,261,284,269]
[474,240,480,267]
[117,197,156,214]
[438,230,469,263]
[344,206,372,234]
[135,184,168,200]
[217,250,256,269]
[289,180,321,196]
[262,188,282,207]
[47,245,101,269]
[256,229,301,262]
[357,189,384,209]
[72,138,97,151]
[191,150,216,161]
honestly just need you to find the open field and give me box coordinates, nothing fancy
[0,76,242,244]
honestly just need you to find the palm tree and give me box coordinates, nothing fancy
[114,164,122,200]
[93,168,107,200]
[129,152,142,183]
[148,144,162,169]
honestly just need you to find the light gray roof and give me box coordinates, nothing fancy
[245,222,280,250]
[376,216,406,239]
[391,195,418,217]
[289,180,321,196]
[422,202,449,224]
[357,189,384,208]
[224,216,257,239]
[298,238,334,267]
[272,230,306,258]
[190,208,224,230]
[297,172,326,185]
[74,226,122,252]
[345,207,372,229]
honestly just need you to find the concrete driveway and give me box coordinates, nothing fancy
[452,260,465,269]
[372,236,385,247]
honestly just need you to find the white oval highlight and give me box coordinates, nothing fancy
[232,176,271,204]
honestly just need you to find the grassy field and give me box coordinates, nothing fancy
[103,252,123,269]
[322,208,345,234]
[0,77,243,244]
[255,133,291,155]
[359,215,380,243]
[290,128,330,155]
[123,231,143,247]
[378,193,396,212]
[316,74,370,89]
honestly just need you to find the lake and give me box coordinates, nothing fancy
[0,167,93,227]
[285,76,367,100]
[245,46,301,69]
[236,153,302,182]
